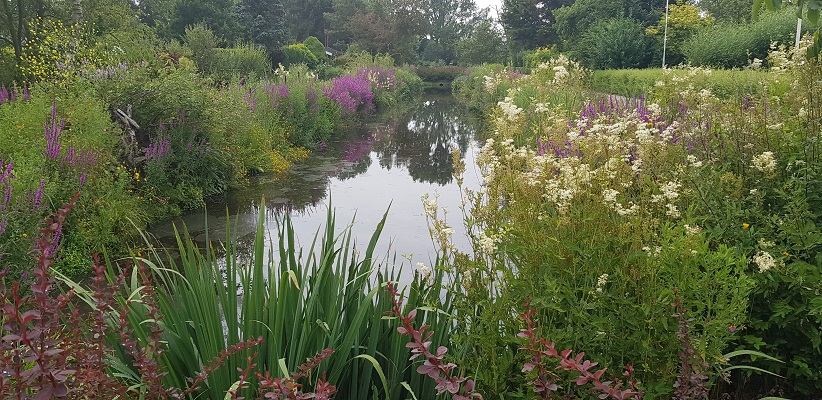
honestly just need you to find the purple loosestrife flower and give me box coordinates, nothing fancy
[33,179,45,209]
[0,85,8,104]
[323,75,375,114]
[0,220,6,237]
[79,172,87,186]
[3,185,11,208]
[43,103,65,160]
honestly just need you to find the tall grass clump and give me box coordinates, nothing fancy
[52,200,454,399]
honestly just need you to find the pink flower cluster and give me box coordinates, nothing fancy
[0,85,30,105]
[322,75,375,114]
[43,103,64,161]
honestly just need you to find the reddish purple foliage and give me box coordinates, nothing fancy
[385,282,483,400]
[671,290,709,400]
[518,299,642,400]
[255,348,338,399]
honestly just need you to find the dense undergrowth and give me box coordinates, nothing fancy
[448,38,822,398]
[0,21,422,278]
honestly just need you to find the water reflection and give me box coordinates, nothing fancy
[149,94,482,268]
[372,98,475,185]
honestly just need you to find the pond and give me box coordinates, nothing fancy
[149,93,482,273]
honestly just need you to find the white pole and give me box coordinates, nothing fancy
[662,0,670,68]
[795,18,803,49]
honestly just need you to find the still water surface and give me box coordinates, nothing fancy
[149,94,482,270]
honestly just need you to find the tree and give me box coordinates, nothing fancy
[646,0,714,66]
[421,0,479,63]
[576,18,651,69]
[342,0,426,62]
[0,0,55,67]
[553,0,665,53]
[699,0,754,22]
[166,0,241,40]
[454,17,507,65]
[501,0,573,51]
[282,0,332,41]
[234,0,287,60]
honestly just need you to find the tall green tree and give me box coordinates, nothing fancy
[0,0,55,67]
[234,0,287,59]
[325,0,365,46]
[454,17,507,65]
[699,0,753,22]
[421,0,479,63]
[500,0,573,51]
[282,0,332,41]
[335,0,425,61]
[166,0,240,40]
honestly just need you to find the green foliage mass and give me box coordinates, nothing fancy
[575,18,651,69]
[682,8,806,68]
[302,36,327,61]
[282,43,320,67]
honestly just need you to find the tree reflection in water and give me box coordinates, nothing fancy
[371,96,474,185]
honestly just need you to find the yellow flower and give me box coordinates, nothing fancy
[742,223,750,230]
[783,251,790,257]
[22,233,28,238]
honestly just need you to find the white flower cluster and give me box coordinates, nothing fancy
[477,231,500,255]
[753,251,776,273]
[651,180,682,218]
[684,224,701,236]
[416,262,432,283]
[752,151,776,175]
[497,97,523,121]
[483,75,499,91]
[595,273,608,293]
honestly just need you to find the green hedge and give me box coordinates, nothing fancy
[590,68,780,99]
[682,8,805,68]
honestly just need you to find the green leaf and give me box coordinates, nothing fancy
[399,382,419,400]
[723,365,784,377]
[724,349,783,363]
[355,355,389,400]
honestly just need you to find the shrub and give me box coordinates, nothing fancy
[212,43,271,81]
[185,23,220,73]
[412,66,466,82]
[522,46,558,69]
[575,18,651,69]
[0,87,145,278]
[682,8,805,68]
[303,36,327,62]
[282,43,319,67]
[0,46,17,86]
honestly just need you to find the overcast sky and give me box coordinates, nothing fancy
[476,0,502,13]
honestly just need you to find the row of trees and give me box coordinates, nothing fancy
[0,0,803,71]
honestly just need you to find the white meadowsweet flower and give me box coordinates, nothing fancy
[752,151,777,175]
[595,273,608,293]
[753,251,776,272]
[684,224,701,236]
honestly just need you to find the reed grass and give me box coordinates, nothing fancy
[61,200,456,399]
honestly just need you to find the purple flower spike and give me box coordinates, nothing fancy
[0,219,6,237]
[33,179,45,209]
[79,172,87,186]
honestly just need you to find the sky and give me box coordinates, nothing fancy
[475,0,503,16]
